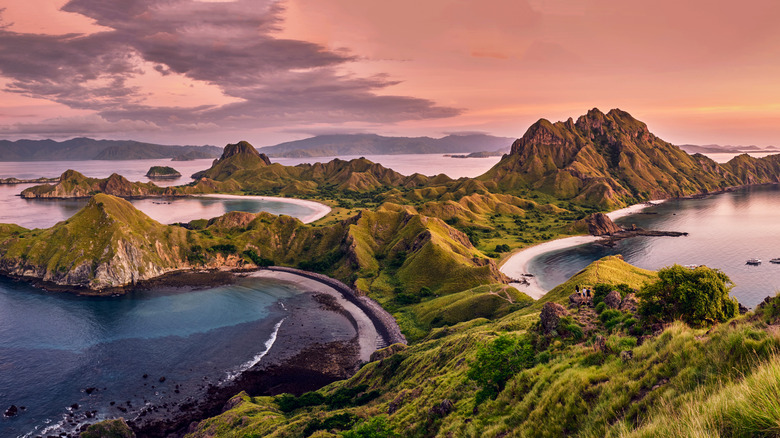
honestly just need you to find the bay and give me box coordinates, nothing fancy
[527,185,780,308]
[0,276,305,437]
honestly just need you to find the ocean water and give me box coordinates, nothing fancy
[528,185,780,307]
[0,276,305,437]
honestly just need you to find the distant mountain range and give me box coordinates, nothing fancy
[0,138,222,161]
[257,133,514,158]
[677,144,780,154]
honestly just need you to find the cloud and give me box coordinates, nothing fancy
[0,114,161,137]
[0,0,460,136]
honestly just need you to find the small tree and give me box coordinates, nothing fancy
[638,264,738,328]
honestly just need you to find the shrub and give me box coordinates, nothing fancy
[242,249,273,267]
[341,416,398,438]
[468,335,536,403]
[638,264,739,328]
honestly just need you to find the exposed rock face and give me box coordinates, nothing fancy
[583,213,623,236]
[620,293,639,313]
[370,343,407,362]
[604,290,622,309]
[569,293,587,307]
[540,302,569,335]
[482,108,780,208]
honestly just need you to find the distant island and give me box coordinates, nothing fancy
[677,143,780,154]
[444,149,505,158]
[256,133,514,158]
[0,137,221,161]
[145,166,182,179]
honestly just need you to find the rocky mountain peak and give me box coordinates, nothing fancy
[219,141,271,165]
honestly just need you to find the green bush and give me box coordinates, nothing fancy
[638,264,739,328]
[341,416,398,438]
[242,249,273,267]
[468,335,536,403]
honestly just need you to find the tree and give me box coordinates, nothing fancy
[638,264,739,328]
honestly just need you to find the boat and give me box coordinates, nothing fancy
[770,258,780,264]
[746,258,762,265]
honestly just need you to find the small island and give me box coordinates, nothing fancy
[145,166,182,179]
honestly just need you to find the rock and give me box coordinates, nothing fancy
[540,302,569,335]
[370,343,407,362]
[620,350,633,362]
[604,291,622,309]
[619,293,638,313]
[70,403,79,410]
[583,213,624,236]
[85,387,97,395]
[4,405,18,417]
[428,399,454,417]
[569,293,586,307]
[739,302,748,314]
[159,376,166,383]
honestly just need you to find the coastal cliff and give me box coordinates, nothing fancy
[20,170,177,199]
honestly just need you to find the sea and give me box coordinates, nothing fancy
[0,275,303,437]
[526,184,780,308]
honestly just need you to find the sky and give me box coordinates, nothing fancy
[1,0,780,147]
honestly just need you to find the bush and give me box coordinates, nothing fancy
[468,335,536,403]
[341,416,398,438]
[638,264,739,328]
[495,244,511,253]
[242,249,273,267]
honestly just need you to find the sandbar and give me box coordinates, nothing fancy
[197,194,332,223]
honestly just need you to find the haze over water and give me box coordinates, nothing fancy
[529,185,780,308]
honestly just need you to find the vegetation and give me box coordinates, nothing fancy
[638,264,739,328]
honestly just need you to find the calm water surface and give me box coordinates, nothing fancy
[0,276,304,437]
[529,185,780,307]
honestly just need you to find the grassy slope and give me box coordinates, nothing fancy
[188,258,780,438]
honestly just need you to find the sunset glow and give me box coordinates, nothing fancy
[2,0,780,146]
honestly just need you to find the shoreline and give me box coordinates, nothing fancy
[196,194,332,223]
[499,200,666,299]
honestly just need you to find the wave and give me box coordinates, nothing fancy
[223,317,285,382]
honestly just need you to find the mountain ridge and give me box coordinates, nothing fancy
[0,137,221,161]
[257,133,513,158]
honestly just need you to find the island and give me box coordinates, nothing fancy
[145,165,182,179]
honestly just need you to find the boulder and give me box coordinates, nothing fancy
[593,335,607,353]
[604,290,622,309]
[428,399,454,417]
[583,213,623,236]
[540,302,569,335]
[619,293,639,313]
[4,405,18,417]
[569,293,586,307]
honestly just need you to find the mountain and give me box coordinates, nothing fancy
[0,137,221,161]
[20,170,177,199]
[257,133,513,158]
[481,108,780,208]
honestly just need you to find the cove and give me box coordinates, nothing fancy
[508,185,780,308]
[0,275,306,437]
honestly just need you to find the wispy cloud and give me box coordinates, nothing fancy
[0,0,460,137]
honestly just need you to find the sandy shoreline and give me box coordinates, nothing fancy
[500,200,665,299]
[197,194,332,223]
[249,269,381,361]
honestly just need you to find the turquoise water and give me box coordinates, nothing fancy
[0,276,303,437]
[529,185,780,307]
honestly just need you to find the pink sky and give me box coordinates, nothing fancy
[1,0,780,147]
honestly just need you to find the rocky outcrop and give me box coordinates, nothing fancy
[575,212,623,236]
[604,290,622,309]
[620,293,639,313]
[540,302,569,335]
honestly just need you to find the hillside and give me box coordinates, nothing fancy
[0,194,191,289]
[257,133,513,158]
[19,169,176,199]
[480,108,780,208]
[0,137,221,161]
[184,256,780,438]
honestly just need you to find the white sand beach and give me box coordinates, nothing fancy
[197,194,332,223]
[500,200,666,299]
